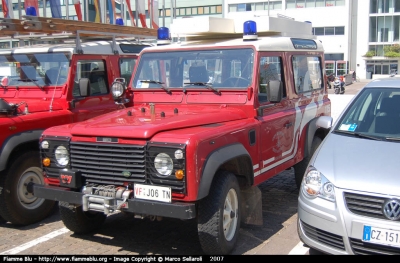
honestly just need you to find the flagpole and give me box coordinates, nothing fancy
[66,0,69,19]
[162,0,165,27]
[102,0,107,23]
[122,0,126,23]
[170,0,173,24]
[149,0,153,29]
[85,0,89,21]
[43,0,47,17]
[18,0,22,19]
[135,0,138,26]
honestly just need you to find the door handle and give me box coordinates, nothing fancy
[285,122,293,128]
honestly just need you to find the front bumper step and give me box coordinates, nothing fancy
[29,183,196,220]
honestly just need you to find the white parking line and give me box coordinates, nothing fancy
[0,227,70,255]
[288,241,309,255]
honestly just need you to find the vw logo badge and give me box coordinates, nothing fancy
[383,199,400,221]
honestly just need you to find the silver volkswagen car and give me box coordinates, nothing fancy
[298,78,400,255]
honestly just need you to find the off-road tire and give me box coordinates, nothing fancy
[197,171,241,255]
[0,151,55,225]
[59,201,107,234]
[294,136,322,189]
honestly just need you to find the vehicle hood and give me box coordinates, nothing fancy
[69,106,248,138]
[313,133,400,196]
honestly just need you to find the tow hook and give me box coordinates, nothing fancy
[26,182,34,194]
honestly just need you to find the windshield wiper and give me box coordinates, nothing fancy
[334,130,382,140]
[184,82,220,94]
[384,137,400,141]
[17,78,44,90]
[139,80,171,94]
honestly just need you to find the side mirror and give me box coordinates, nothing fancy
[266,80,283,103]
[1,76,9,88]
[79,78,90,97]
[316,116,333,129]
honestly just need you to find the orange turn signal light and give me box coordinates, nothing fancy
[306,187,318,196]
[175,170,184,180]
[42,158,51,167]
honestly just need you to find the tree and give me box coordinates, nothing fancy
[383,44,400,57]
[363,50,376,57]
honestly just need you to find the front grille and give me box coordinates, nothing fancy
[70,142,146,185]
[344,192,387,220]
[349,238,400,255]
[301,220,345,250]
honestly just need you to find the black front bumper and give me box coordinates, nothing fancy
[29,183,196,220]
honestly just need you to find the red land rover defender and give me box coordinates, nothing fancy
[30,16,332,254]
[0,38,152,225]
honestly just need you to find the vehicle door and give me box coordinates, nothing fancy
[256,53,296,180]
[291,54,325,158]
[69,56,118,122]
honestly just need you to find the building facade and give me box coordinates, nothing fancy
[1,0,400,79]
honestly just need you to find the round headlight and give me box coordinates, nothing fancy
[112,81,125,98]
[41,140,49,149]
[55,146,69,166]
[174,149,183,159]
[154,153,173,176]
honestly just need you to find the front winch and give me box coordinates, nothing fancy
[81,185,132,214]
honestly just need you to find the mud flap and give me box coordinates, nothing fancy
[240,186,263,226]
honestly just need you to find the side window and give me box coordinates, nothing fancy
[258,56,285,103]
[293,55,323,93]
[119,58,136,85]
[73,60,108,97]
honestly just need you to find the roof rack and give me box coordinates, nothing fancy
[170,16,314,42]
[0,16,157,53]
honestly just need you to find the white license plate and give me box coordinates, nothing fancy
[134,184,171,203]
[363,225,400,247]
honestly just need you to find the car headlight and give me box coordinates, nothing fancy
[111,80,125,98]
[154,153,173,176]
[302,166,335,202]
[55,146,69,166]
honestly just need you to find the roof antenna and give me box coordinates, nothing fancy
[49,66,62,112]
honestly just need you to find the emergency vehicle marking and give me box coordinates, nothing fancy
[272,131,285,153]
[263,157,275,166]
[254,98,323,177]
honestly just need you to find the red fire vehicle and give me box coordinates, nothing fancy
[0,16,156,225]
[29,16,331,254]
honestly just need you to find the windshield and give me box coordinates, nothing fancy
[334,87,400,140]
[0,52,70,87]
[132,48,254,89]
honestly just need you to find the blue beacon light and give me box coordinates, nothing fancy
[243,20,257,41]
[157,27,171,45]
[116,18,124,25]
[26,6,37,16]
